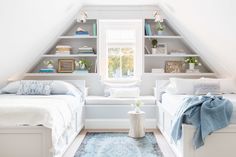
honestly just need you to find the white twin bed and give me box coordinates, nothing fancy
[156,78,236,157]
[0,80,86,157]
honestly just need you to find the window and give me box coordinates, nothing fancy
[108,47,135,78]
[99,20,143,81]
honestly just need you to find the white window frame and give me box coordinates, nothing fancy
[99,20,143,82]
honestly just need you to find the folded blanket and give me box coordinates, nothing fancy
[171,95,233,149]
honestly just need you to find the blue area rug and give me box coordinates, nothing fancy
[74,132,163,157]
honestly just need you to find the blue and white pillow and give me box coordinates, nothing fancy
[193,82,221,95]
[17,80,52,95]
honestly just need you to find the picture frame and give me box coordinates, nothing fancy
[58,59,75,73]
[165,61,185,73]
[156,43,167,55]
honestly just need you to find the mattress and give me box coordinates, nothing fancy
[161,93,236,124]
[0,94,84,148]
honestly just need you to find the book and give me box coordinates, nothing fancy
[145,23,152,36]
[93,23,97,36]
[39,69,56,73]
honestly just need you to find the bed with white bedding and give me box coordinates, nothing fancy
[156,78,236,157]
[0,80,85,157]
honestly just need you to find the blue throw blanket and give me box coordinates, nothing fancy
[171,95,233,149]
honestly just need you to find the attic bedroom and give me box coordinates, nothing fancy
[0,0,236,157]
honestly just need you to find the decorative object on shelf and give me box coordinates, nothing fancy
[152,68,164,73]
[165,61,185,73]
[186,69,200,73]
[75,27,89,36]
[58,59,75,73]
[39,68,56,73]
[74,59,92,73]
[55,45,71,55]
[131,99,144,113]
[93,23,97,36]
[151,39,158,54]
[169,49,187,55]
[145,46,151,54]
[78,46,94,54]
[185,57,201,70]
[43,59,54,69]
[145,23,152,36]
[153,10,164,35]
[156,43,167,54]
[77,10,88,23]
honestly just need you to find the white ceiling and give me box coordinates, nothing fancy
[80,0,158,6]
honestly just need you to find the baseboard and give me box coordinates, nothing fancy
[85,119,157,129]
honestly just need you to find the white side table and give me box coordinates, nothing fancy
[128,111,145,138]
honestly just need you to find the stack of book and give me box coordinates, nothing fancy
[75,27,89,36]
[39,69,56,73]
[78,46,94,54]
[55,45,71,55]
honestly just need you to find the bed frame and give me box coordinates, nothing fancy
[0,80,86,157]
[155,80,236,157]
[157,103,236,157]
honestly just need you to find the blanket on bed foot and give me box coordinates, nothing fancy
[171,95,233,149]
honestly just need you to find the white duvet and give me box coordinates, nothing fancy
[0,94,82,147]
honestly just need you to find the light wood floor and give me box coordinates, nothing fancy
[63,129,176,157]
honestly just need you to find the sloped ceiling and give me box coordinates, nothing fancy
[0,0,82,84]
[158,0,236,77]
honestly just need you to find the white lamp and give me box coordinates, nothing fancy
[77,10,88,23]
[153,10,163,23]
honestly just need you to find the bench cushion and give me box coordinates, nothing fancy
[85,96,156,105]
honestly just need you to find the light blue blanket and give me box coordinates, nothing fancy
[171,95,233,149]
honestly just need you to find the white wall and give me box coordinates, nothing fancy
[0,0,82,84]
[158,0,236,77]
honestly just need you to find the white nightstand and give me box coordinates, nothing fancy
[128,111,145,138]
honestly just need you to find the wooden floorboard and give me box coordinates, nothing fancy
[63,129,176,157]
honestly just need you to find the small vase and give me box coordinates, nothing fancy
[157,31,163,35]
[152,48,157,54]
[47,64,54,69]
[134,107,141,113]
[189,63,195,70]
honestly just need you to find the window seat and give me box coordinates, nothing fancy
[85,96,156,105]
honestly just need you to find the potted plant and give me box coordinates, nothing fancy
[131,99,144,113]
[151,39,158,54]
[75,59,92,72]
[185,57,201,70]
[156,21,164,35]
[43,60,54,69]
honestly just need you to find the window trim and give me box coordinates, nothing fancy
[98,19,143,82]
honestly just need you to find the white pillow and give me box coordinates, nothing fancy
[201,78,236,94]
[51,81,82,97]
[1,81,20,94]
[168,78,200,95]
[109,87,140,98]
[103,81,140,97]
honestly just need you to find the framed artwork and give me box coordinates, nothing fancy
[58,59,75,73]
[165,61,185,73]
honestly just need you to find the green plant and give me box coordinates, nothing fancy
[131,99,144,108]
[156,21,164,31]
[185,57,201,65]
[43,60,54,66]
[152,39,158,48]
[75,59,92,71]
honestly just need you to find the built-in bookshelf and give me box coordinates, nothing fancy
[27,19,98,75]
[144,18,214,76]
